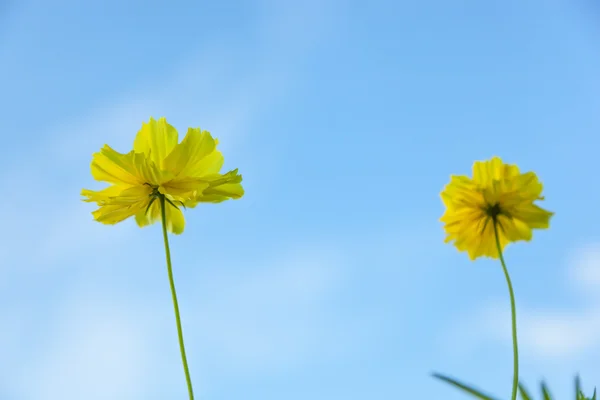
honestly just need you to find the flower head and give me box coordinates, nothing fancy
[82,117,244,234]
[440,156,553,260]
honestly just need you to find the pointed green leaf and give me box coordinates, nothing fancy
[540,381,553,400]
[432,373,500,400]
[519,382,534,400]
[145,196,157,216]
[164,196,181,210]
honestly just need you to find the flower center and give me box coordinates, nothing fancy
[145,183,161,198]
[486,203,502,219]
[144,182,185,213]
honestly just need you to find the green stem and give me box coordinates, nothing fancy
[493,218,518,400]
[160,195,195,400]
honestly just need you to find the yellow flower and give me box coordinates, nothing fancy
[82,117,244,234]
[440,156,553,260]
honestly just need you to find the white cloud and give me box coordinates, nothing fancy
[0,2,343,398]
[192,247,345,373]
[443,242,600,361]
[568,242,600,296]
[0,0,335,278]
[518,310,600,358]
[0,245,349,399]
[4,294,152,400]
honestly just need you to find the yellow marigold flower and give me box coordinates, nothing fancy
[440,156,553,260]
[81,117,244,234]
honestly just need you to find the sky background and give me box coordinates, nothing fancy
[1,0,600,399]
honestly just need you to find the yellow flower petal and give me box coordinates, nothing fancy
[134,198,186,234]
[90,145,144,186]
[81,184,130,204]
[165,203,185,234]
[196,169,244,202]
[92,200,148,225]
[90,144,169,187]
[133,117,179,169]
[159,177,210,199]
[440,156,552,260]
[199,183,245,201]
[103,185,153,205]
[512,204,553,229]
[134,153,173,185]
[135,199,160,228]
[163,127,224,177]
[509,172,544,201]
[83,117,244,233]
[497,215,533,242]
[472,156,521,186]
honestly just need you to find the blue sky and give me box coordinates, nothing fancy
[1,0,600,399]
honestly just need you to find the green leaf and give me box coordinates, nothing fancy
[519,382,534,400]
[432,373,500,400]
[164,196,181,210]
[145,196,157,215]
[515,377,595,400]
[541,381,553,400]
[574,375,597,400]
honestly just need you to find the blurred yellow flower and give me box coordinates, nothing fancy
[82,117,244,234]
[440,156,553,260]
